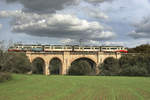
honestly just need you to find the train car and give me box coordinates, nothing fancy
[21,45,32,51]
[115,48,128,53]
[101,46,116,52]
[8,44,24,52]
[8,44,128,53]
[117,50,128,53]
[44,45,72,52]
[44,45,64,52]
[31,45,44,52]
[101,46,128,53]
[64,45,73,51]
[72,45,100,52]
[8,46,22,52]
[8,44,44,52]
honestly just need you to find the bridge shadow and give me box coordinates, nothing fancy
[68,57,97,75]
[32,57,45,74]
[49,58,62,75]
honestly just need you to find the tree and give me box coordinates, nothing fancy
[0,52,32,73]
[0,72,12,82]
[119,55,148,76]
[120,65,148,76]
[0,40,32,73]
[0,41,12,82]
[49,58,61,75]
[99,57,120,76]
[32,58,44,74]
[128,44,150,53]
[68,60,92,75]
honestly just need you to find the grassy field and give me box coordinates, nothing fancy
[0,75,150,100]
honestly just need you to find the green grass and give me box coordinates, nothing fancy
[0,74,150,100]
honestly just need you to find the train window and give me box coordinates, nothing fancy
[95,48,99,49]
[102,48,106,49]
[74,47,79,49]
[55,47,62,49]
[45,47,50,49]
[24,46,31,49]
[9,46,14,49]
[84,47,91,49]
[111,48,117,49]
[67,47,72,49]
[107,48,109,50]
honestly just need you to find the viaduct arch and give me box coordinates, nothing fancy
[26,51,121,75]
[32,57,45,74]
[49,57,62,75]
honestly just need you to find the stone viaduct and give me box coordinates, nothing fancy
[26,51,122,75]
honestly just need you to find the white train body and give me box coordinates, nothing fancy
[8,44,128,53]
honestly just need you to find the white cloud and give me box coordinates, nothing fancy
[74,40,125,46]
[88,10,108,19]
[124,39,150,48]
[85,0,113,4]
[0,24,2,30]
[61,39,75,44]
[83,40,126,46]
[85,40,100,45]
[129,16,150,39]
[103,41,125,46]
[83,7,108,19]
[0,10,116,41]
[0,10,22,18]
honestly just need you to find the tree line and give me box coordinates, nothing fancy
[128,44,150,53]
[1,43,150,82]
[0,41,32,82]
[100,55,150,76]
[0,50,32,82]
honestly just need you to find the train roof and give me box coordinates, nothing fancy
[101,46,124,47]
[13,44,125,47]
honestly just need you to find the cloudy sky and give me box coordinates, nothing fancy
[0,0,150,47]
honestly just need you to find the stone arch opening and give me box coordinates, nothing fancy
[69,57,97,75]
[49,57,62,75]
[32,57,45,74]
[71,57,96,69]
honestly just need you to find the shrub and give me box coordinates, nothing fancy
[0,52,32,74]
[49,58,61,75]
[99,57,120,76]
[99,55,150,76]
[120,65,148,76]
[32,58,44,74]
[0,72,12,83]
[68,60,92,75]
